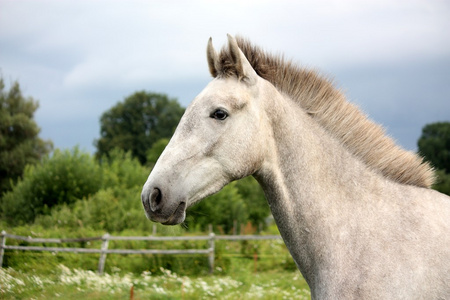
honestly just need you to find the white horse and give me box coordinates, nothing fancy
[141,35,450,299]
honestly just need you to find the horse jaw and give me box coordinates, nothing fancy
[141,141,230,225]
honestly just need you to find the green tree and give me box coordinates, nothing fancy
[432,169,450,196]
[418,122,450,195]
[0,77,52,195]
[95,91,184,164]
[418,122,450,172]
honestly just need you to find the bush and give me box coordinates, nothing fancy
[33,149,153,233]
[1,148,102,225]
[1,147,151,227]
[100,148,149,190]
[235,176,270,228]
[35,186,153,233]
[185,182,248,233]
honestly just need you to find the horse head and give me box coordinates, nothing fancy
[141,35,271,225]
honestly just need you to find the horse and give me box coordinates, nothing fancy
[141,35,450,299]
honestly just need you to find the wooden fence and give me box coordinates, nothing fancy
[0,230,281,274]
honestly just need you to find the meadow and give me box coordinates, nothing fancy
[0,224,311,299]
[1,265,310,299]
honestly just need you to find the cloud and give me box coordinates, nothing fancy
[0,0,449,153]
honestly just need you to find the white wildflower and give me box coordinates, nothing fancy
[152,283,167,294]
[0,268,26,292]
[30,275,43,286]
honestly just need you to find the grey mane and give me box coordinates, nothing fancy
[213,36,435,188]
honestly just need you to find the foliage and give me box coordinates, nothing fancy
[0,147,153,226]
[432,169,450,196]
[1,142,270,231]
[35,186,154,233]
[95,91,184,164]
[418,122,450,172]
[0,77,52,196]
[146,137,170,167]
[235,176,270,227]
[186,182,249,233]
[1,148,101,225]
[418,122,450,195]
[0,224,295,278]
[100,148,149,190]
[186,179,270,233]
[21,148,174,232]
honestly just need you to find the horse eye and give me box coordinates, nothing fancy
[211,109,228,120]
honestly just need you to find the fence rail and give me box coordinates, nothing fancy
[0,230,281,274]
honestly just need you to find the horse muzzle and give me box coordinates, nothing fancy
[141,187,187,225]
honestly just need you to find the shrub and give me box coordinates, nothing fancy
[185,182,248,233]
[100,148,149,190]
[1,147,151,227]
[1,148,101,225]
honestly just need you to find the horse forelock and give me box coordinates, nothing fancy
[215,36,435,188]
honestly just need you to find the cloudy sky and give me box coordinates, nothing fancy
[1,0,449,153]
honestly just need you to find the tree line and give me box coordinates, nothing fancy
[0,77,268,233]
[1,76,449,232]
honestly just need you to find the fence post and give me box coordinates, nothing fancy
[0,231,6,268]
[97,233,110,275]
[208,232,215,274]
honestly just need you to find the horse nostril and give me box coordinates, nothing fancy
[150,188,162,212]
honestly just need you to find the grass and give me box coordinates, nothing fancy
[1,265,311,299]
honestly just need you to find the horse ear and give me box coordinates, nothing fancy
[227,34,258,84]
[207,37,218,78]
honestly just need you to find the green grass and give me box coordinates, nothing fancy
[0,225,307,298]
[1,265,310,299]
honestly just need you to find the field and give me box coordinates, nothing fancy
[1,265,310,299]
[0,228,311,299]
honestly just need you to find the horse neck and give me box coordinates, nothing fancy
[254,89,387,285]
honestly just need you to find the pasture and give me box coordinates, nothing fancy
[1,266,310,299]
[0,226,310,299]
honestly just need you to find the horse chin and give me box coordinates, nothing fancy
[161,202,186,226]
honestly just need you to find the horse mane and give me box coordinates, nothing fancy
[216,36,435,188]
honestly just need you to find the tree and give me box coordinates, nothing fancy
[432,169,450,196]
[418,122,450,195]
[0,77,52,195]
[95,91,184,164]
[418,122,450,172]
